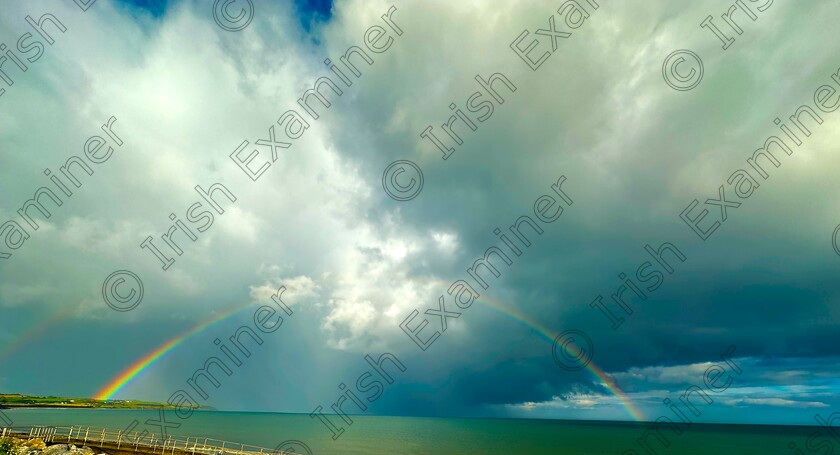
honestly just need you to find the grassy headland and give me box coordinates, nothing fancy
[0,394,182,410]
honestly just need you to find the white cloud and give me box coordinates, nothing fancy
[722,397,829,408]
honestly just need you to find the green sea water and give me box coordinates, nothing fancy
[2,408,828,454]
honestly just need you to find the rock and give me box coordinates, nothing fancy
[67,446,94,455]
[42,444,69,455]
[10,440,98,455]
[22,439,46,451]
[21,438,47,452]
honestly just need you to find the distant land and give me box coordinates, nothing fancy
[0,393,211,410]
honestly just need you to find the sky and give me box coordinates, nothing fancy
[0,0,839,426]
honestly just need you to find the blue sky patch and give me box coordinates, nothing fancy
[115,0,169,17]
[294,0,333,31]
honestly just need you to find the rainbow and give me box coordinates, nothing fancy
[93,301,259,400]
[91,292,644,421]
[0,311,72,363]
[475,296,646,422]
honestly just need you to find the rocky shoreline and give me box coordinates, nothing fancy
[0,437,110,455]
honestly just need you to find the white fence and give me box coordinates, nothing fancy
[0,426,302,455]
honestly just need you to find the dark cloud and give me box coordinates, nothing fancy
[0,0,838,425]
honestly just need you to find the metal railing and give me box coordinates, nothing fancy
[0,426,301,455]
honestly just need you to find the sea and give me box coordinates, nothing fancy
[2,408,827,454]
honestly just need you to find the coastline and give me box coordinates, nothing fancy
[0,405,177,411]
[0,395,212,411]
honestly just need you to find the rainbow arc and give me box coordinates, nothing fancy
[90,295,644,421]
[3,295,645,421]
[93,301,258,400]
[474,296,645,421]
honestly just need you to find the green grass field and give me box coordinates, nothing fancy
[0,394,178,410]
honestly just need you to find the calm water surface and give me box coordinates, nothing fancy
[3,408,823,455]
